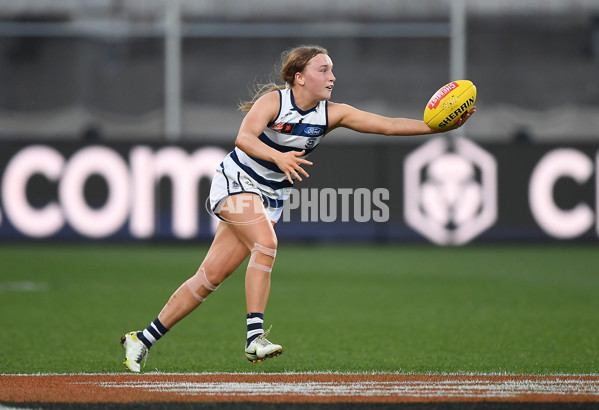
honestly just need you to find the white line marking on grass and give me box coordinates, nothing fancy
[0,281,49,293]
[5,373,598,399]
[3,372,599,376]
[0,406,38,410]
[93,378,599,398]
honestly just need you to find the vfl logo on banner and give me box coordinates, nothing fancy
[404,137,497,245]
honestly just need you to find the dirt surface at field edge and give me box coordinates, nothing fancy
[1,373,598,405]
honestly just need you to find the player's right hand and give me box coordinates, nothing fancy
[275,150,313,184]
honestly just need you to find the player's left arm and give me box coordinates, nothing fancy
[327,102,475,136]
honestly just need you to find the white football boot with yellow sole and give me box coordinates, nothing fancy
[121,331,149,372]
[245,328,283,363]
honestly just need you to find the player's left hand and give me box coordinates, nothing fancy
[448,106,476,130]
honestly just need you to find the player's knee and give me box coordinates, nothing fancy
[248,241,277,273]
[257,232,278,250]
[184,266,220,302]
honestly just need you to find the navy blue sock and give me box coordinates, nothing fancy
[137,318,169,349]
[246,313,264,347]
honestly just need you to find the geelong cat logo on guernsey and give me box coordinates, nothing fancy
[404,137,497,245]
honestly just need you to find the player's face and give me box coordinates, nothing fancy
[301,54,335,100]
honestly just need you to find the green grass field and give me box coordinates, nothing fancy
[0,243,597,375]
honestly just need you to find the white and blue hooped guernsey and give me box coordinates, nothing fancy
[210,87,329,223]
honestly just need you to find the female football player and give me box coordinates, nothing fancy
[121,44,475,372]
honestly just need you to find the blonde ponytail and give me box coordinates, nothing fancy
[238,82,285,112]
[238,45,329,113]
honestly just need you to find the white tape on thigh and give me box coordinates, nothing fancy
[185,267,219,302]
[248,242,277,273]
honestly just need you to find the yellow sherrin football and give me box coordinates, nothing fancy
[424,80,477,130]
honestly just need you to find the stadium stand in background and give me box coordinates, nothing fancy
[0,0,598,143]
